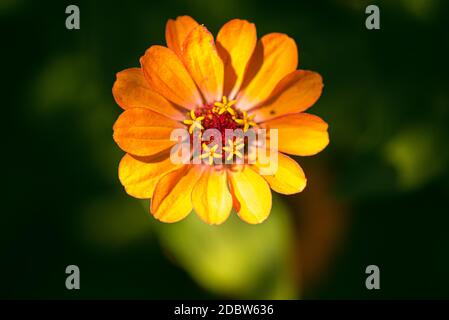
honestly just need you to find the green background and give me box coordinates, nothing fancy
[2,0,449,299]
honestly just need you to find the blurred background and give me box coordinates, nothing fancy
[1,0,449,299]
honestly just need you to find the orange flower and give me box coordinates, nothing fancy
[112,16,329,225]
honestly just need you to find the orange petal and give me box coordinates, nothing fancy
[165,16,199,57]
[112,68,186,121]
[252,152,307,195]
[140,45,203,109]
[113,108,183,157]
[236,33,298,110]
[192,167,232,225]
[251,70,323,122]
[216,19,257,99]
[182,25,224,104]
[151,165,203,223]
[228,166,272,224]
[118,152,183,199]
[261,113,329,156]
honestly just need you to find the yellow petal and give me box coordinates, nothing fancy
[236,33,298,110]
[165,15,199,57]
[251,70,323,122]
[261,113,329,156]
[151,166,203,223]
[140,45,203,109]
[252,152,307,195]
[216,19,257,99]
[182,25,224,104]
[112,68,186,121]
[119,152,182,199]
[113,108,183,156]
[228,166,272,224]
[192,167,232,225]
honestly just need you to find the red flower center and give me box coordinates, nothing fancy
[194,103,243,142]
[182,96,256,164]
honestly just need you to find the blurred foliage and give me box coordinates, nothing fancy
[2,0,449,299]
[81,198,153,250]
[384,124,448,190]
[155,198,297,299]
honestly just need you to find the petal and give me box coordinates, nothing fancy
[113,108,183,157]
[252,152,307,195]
[216,19,257,99]
[236,33,298,110]
[192,167,232,225]
[112,68,186,121]
[261,113,329,156]
[165,16,199,57]
[182,25,224,104]
[151,165,203,223]
[118,152,182,199]
[140,45,203,109]
[228,166,272,224]
[251,70,323,122]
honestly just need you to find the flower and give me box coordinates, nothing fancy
[112,16,329,225]
[234,111,256,132]
[222,137,244,161]
[183,110,205,134]
[200,143,222,165]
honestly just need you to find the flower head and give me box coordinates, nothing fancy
[112,16,329,225]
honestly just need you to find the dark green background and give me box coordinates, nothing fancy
[2,0,449,299]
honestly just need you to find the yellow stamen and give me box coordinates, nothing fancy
[183,110,205,134]
[222,138,245,161]
[234,111,256,132]
[214,96,236,115]
[200,143,222,165]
